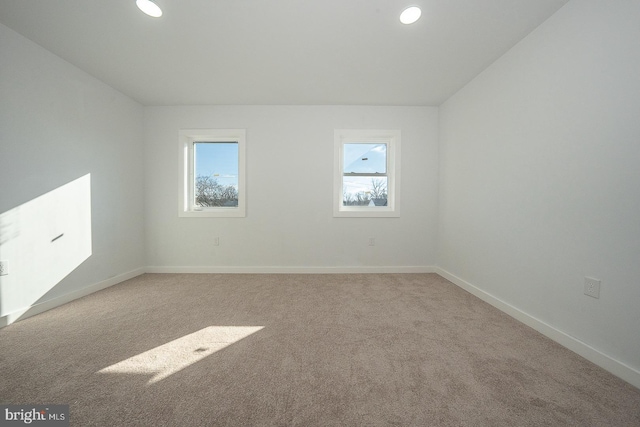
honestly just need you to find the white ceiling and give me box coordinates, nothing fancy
[0,0,569,106]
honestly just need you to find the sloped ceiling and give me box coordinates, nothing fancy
[0,0,569,106]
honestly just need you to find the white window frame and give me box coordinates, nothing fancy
[333,129,401,218]
[179,129,246,218]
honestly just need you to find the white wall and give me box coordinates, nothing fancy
[438,0,640,380]
[144,105,438,271]
[0,23,146,322]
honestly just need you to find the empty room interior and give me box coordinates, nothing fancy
[1,0,639,425]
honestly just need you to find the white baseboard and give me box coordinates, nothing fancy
[146,265,435,274]
[434,267,640,390]
[0,267,146,328]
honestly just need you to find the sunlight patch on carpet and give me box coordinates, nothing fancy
[97,326,264,384]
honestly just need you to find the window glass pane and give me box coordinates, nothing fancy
[342,176,388,206]
[343,143,386,174]
[194,142,239,207]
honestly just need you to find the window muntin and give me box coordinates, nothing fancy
[179,129,246,217]
[334,130,400,218]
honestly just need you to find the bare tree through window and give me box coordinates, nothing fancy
[195,175,238,207]
[343,178,387,206]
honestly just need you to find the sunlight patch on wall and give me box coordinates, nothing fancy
[97,326,264,384]
[0,174,92,321]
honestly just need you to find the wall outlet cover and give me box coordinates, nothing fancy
[584,277,601,299]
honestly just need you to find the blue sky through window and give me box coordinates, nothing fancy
[343,143,387,199]
[194,142,239,188]
[343,143,386,174]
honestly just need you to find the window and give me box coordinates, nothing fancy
[334,129,400,217]
[179,129,246,217]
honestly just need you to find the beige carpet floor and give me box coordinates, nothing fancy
[1,273,639,426]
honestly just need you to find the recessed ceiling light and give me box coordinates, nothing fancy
[136,0,162,18]
[400,6,421,25]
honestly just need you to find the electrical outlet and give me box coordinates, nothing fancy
[584,277,601,299]
[368,237,375,246]
[213,237,219,246]
[0,260,8,276]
